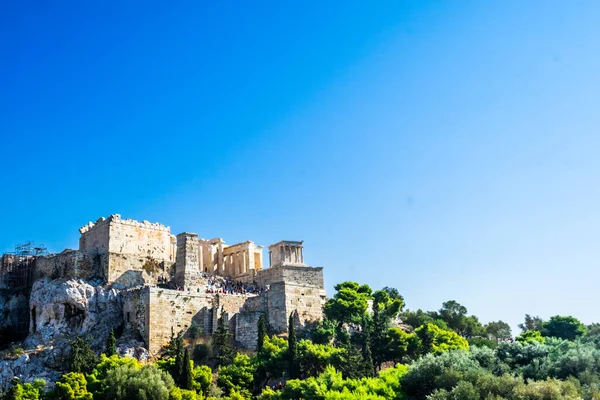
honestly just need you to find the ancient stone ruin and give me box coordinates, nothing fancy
[0,214,326,358]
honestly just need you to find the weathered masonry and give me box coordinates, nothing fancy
[1,215,326,356]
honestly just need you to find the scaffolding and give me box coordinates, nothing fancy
[1,241,47,289]
[0,242,47,338]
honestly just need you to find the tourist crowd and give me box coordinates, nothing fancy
[156,273,266,295]
[204,273,265,295]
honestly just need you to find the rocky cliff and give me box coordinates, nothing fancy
[0,278,148,391]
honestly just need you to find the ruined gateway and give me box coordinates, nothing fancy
[0,214,326,358]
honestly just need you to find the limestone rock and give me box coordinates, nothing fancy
[25,277,124,350]
[117,339,149,361]
[0,352,61,391]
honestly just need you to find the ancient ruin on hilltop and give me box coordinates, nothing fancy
[0,215,326,357]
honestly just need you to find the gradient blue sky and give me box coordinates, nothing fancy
[2,1,600,334]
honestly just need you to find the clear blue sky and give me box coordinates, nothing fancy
[2,1,600,334]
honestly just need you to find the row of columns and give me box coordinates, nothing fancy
[225,250,250,277]
[283,245,304,264]
[269,244,304,267]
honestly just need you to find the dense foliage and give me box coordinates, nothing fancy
[2,280,600,400]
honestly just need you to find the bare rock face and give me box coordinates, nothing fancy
[0,278,150,391]
[117,339,149,361]
[25,277,124,349]
[0,353,61,392]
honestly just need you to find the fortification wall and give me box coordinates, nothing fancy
[108,218,174,261]
[79,217,111,253]
[80,214,174,260]
[146,288,214,355]
[282,282,324,326]
[121,287,150,346]
[142,288,264,354]
[256,265,324,288]
[235,312,263,349]
[108,253,175,287]
[34,250,107,281]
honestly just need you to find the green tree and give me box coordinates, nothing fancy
[461,315,485,338]
[361,331,374,378]
[386,327,418,362]
[255,335,288,379]
[174,332,184,385]
[400,309,449,330]
[437,300,468,332]
[192,364,212,395]
[5,378,45,400]
[106,329,117,356]
[371,289,404,371]
[323,282,372,328]
[415,323,469,354]
[297,339,344,378]
[518,314,544,332]
[542,315,587,340]
[55,372,93,400]
[104,364,174,400]
[86,354,142,399]
[192,343,209,365]
[164,327,177,358]
[181,348,193,390]
[310,318,335,345]
[485,320,512,343]
[257,313,268,353]
[68,337,98,374]
[515,330,545,344]
[288,312,300,379]
[212,309,235,367]
[217,353,255,398]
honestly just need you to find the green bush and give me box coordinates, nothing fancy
[103,364,174,400]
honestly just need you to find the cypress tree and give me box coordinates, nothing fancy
[213,309,235,366]
[69,337,98,374]
[362,327,375,377]
[106,328,117,356]
[256,313,267,353]
[182,348,193,390]
[288,312,299,379]
[371,296,390,370]
[174,333,184,384]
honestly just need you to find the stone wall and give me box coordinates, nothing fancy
[79,217,111,253]
[259,266,325,333]
[138,288,264,355]
[108,253,175,287]
[145,287,214,355]
[121,287,150,345]
[235,312,263,349]
[79,215,176,285]
[34,250,107,281]
[256,265,324,288]
[174,233,201,288]
[107,217,174,262]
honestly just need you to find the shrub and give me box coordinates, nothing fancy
[103,364,174,400]
[400,350,483,399]
[193,344,210,364]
